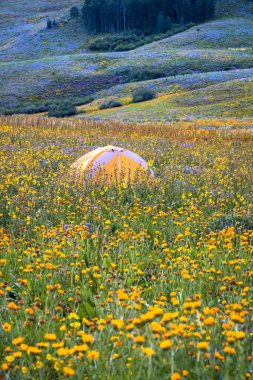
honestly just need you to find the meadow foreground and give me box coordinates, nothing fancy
[0,115,252,380]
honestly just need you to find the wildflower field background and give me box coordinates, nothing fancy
[1,0,253,117]
[0,115,252,379]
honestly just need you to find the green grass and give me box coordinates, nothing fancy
[0,115,252,379]
[76,75,253,122]
[145,18,253,49]
[1,46,253,110]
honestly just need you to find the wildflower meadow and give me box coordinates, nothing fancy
[0,115,252,380]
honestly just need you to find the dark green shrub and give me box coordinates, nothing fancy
[47,105,77,118]
[47,19,52,29]
[87,36,113,51]
[132,88,156,103]
[70,6,79,18]
[0,107,12,115]
[124,66,168,82]
[99,100,122,110]
[0,96,93,116]
[86,25,190,52]
[71,96,93,106]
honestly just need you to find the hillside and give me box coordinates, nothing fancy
[215,0,253,18]
[144,18,253,49]
[0,0,253,123]
[0,0,85,61]
[78,76,253,123]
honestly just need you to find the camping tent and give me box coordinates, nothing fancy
[71,145,153,183]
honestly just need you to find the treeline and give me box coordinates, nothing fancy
[82,0,216,34]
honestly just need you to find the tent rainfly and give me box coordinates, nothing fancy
[71,145,153,183]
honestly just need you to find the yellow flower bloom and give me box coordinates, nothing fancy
[5,356,14,363]
[126,323,135,331]
[52,340,64,348]
[1,363,9,371]
[141,347,155,357]
[7,302,20,311]
[20,344,28,351]
[159,339,172,350]
[150,321,163,333]
[87,350,99,360]
[2,323,11,332]
[37,342,49,348]
[197,342,209,350]
[12,337,24,345]
[235,331,246,340]
[203,316,215,326]
[21,367,27,374]
[171,373,181,380]
[68,313,79,320]
[63,367,75,376]
[111,319,124,329]
[57,347,69,356]
[13,351,22,358]
[73,344,88,352]
[44,333,57,341]
[224,346,236,355]
[81,334,94,344]
[135,335,145,343]
[161,312,179,323]
[27,346,42,354]
[70,322,81,329]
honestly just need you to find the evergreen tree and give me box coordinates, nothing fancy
[47,19,52,29]
[70,6,80,18]
[82,0,215,34]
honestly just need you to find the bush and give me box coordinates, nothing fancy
[0,107,13,115]
[47,19,52,29]
[69,96,93,106]
[87,32,146,52]
[70,6,79,18]
[0,96,94,116]
[99,100,122,110]
[86,25,191,52]
[120,66,168,82]
[132,88,156,103]
[47,105,77,118]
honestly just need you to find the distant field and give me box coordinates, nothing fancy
[1,45,253,109]
[95,68,253,98]
[0,0,253,122]
[77,75,253,122]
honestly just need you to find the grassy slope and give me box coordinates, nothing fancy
[77,77,253,122]
[138,18,253,49]
[76,12,253,122]
[95,68,253,100]
[215,0,253,18]
[1,46,253,107]
[0,0,253,122]
[0,0,85,61]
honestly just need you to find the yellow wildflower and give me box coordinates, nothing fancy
[141,347,155,357]
[87,350,99,360]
